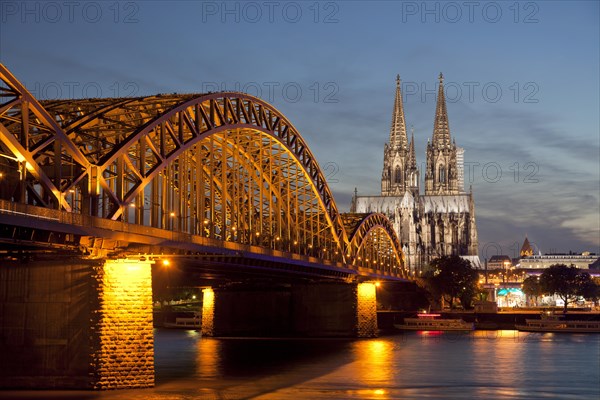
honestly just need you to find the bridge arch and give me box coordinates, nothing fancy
[0,64,406,277]
[342,213,406,277]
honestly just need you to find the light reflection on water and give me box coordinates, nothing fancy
[1,329,598,399]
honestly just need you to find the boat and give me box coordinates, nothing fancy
[394,313,474,331]
[163,313,201,329]
[516,313,600,333]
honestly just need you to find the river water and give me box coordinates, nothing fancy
[2,329,599,399]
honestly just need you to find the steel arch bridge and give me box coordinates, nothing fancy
[0,64,407,280]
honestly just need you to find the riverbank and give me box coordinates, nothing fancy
[155,308,600,332]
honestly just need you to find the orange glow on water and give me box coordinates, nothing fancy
[353,339,393,390]
[196,338,220,379]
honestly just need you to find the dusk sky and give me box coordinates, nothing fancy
[1,0,598,258]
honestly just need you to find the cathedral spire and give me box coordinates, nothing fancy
[407,126,420,196]
[425,73,459,195]
[409,127,417,169]
[350,187,358,212]
[389,74,408,150]
[432,72,451,148]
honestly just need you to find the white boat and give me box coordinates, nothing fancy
[163,313,201,329]
[395,313,474,331]
[516,313,600,333]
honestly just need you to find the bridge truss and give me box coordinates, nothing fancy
[0,64,407,279]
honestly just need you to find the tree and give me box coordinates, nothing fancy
[577,274,600,304]
[539,264,598,313]
[522,275,543,306]
[426,255,479,309]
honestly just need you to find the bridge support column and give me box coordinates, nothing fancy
[201,282,378,337]
[90,259,154,389]
[201,287,215,337]
[356,282,378,338]
[0,257,154,389]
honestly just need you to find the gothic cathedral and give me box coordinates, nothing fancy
[352,74,479,273]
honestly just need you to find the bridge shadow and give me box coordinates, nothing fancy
[154,329,358,397]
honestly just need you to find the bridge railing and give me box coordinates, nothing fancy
[1,199,405,278]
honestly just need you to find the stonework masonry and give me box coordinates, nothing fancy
[356,283,378,338]
[90,259,154,389]
[201,287,215,337]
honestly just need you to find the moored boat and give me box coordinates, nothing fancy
[395,313,474,331]
[516,313,600,333]
[163,313,201,329]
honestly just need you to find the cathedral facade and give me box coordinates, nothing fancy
[352,74,479,272]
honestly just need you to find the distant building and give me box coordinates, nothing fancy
[488,255,512,270]
[516,237,598,269]
[520,236,533,257]
[519,254,599,270]
[352,74,479,273]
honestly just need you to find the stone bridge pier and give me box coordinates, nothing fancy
[201,282,378,338]
[0,257,154,389]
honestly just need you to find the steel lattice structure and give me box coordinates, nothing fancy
[0,64,406,277]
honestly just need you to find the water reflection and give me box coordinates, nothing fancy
[195,337,220,380]
[349,340,394,398]
[3,330,598,399]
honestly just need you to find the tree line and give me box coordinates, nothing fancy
[521,264,599,313]
[420,256,599,312]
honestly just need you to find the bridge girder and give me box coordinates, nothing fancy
[0,64,406,278]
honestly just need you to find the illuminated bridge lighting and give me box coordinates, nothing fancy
[0,63,407,280]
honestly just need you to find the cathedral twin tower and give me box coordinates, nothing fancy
[382,73,461,197]
[355,73,479,272]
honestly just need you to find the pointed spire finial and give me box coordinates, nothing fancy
[350,187,358,212]
[432,73,451,148]
[409,126,417,169]
[388,74,408,150]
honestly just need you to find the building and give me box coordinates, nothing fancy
[352,74,479,273]
[519,254,599,270]
[516,237,599,270]
[488,255,512,270]
[520,236,533,257]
